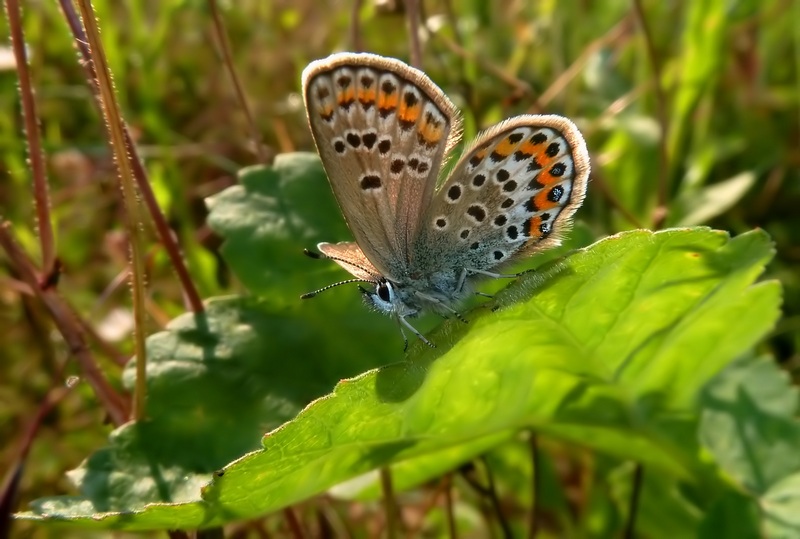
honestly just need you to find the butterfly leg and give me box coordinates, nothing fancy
[466,268,522,279]
[397,315,435,348]
[413,291,468,324]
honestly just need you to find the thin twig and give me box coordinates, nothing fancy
[207,0,269,163]
[1,371,72,513]
[380,467,399,539]
[72,0,149,422]
[76,314,130,368]
[623,464,644,539]
[406,0,422,68]
[632,0,670,229]
[480,457,512,539]
[349,0,363,51]
[0,222,129,425]
[427,28,532,99]
[527,433,541,539]
[461,460,512,539]
[283,506,306,539]
[443,473,457,539]
[5,0,56,275]
[534,15,634,111]
[587,164,644,229]
[57,0,205,315]
[197,528,224,539]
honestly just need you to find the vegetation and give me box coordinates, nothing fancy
[2,0,797,537]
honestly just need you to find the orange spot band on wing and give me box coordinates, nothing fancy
[533,186,560,212]
[398,101,421,125]
[378,92,398,113]
[418,115,444,146]
[517,140,542,156]
[492,137,520,159]
[337,86,355,107]
[524,215,543,240]
[358,87,376,106]
[319,104,334,121]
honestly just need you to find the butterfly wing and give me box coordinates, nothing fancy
[303,53,461,280]
[413,115,590,276]
[317,241,382,281]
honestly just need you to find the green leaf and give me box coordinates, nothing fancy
[763,473,800,538]
[205,153,350,297]
[22,296,388,528]
[205,151,402,355]
[700,354,800,537]
[18,227,780,531]
[670,171,756,227]
[701,355,800,494]
[608,463,702,537]
[698,490,761,539]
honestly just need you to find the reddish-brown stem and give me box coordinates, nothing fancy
[380,467,400,539]
[57,0,204,315]
[350,0,363,51]
[71,0,149,423]
[5,0,56,275]
[0,378,72,520]
[207,0,269,164]
[0,222,129,426]
[406,0,423,68]
[528,433,541,539]
[283,507,307,539]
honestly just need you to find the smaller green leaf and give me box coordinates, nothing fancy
[671,171,756,227]
[205,152,349,298]
[608,462,702,537]
[698,490,761,539]
[763,473,800,538]
[700,355,800,495]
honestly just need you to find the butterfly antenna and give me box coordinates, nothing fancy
[301,278,376,299]
[303,248,382,280]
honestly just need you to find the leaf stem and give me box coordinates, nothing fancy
[57,0,205,316]
[380,466,399,539]
[72,0,149,422]
[5,0,57,275]
[624,463,644,539]
[527,433,541,539]
[207,0,269,164]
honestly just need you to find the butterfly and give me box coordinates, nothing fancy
[301,53,590,348]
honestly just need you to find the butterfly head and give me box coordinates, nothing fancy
[358,280,418,319]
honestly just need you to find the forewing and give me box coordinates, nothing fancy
[302,53,461,279]
[414,115,590,274]
[317,241,382,281]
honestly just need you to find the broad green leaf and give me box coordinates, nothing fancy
[700,355,800,537]
[698,490,761,539]
[700,355,800,494]
[18,227,780,531]
[205,153,350,298]
[22,295,387,528]
[763,473,800,538]
[608,462,702,537]
[670,171,756,227]
[205,152,401,356]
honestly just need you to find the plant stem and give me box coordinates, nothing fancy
[624,464,644,539]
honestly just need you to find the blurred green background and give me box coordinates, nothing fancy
[1,0,798,537]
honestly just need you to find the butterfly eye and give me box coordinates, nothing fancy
[377,282,392,302]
